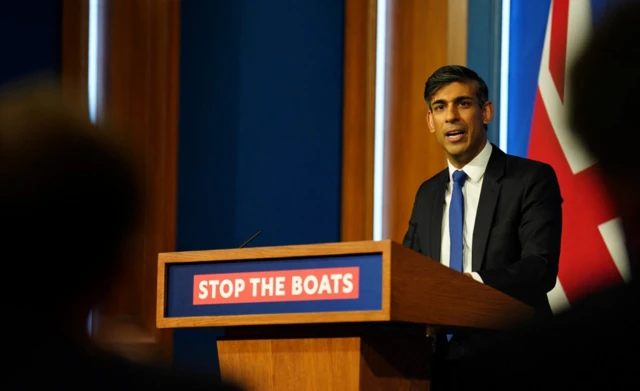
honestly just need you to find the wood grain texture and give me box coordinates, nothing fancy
[157,241,532,329]
[158,311,388,329]
[389,242,534,330]
[341,0,377,242]
[218,337,361,391]
[447,0,468,65]
[61,0,89,109]
[384,0,450,244]
[159,240,388,263]
[359,334,432,391]
[90,0,180,364]
[217,331,434,390]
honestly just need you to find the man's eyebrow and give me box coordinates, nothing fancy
[431,95,474,106]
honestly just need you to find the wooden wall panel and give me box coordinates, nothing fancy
[61,0,88,109]
[341,0,468,244]
[383,0,449,243]
[340,0,377,242]
[85,0,180,364]
[447,0,469,66]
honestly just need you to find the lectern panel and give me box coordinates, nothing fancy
[164,253,383,318]
[157,240,534,389]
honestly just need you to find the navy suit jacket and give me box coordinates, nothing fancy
[402,145,563,316]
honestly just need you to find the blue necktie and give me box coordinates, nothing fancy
[449,170,468,273]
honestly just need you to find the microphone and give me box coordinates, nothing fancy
[238,230,262,248]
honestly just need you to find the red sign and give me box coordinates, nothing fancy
[193,267,359,305]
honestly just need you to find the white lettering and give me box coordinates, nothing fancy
[330,274,342,293]
[317,274,332,294]
[342,273,353,293]
[261,277,274,296]
[250,278,260,296]
[208,280,220,298]
[219,280,233,298]
[275,276,285,296]
[234,278,245,297]
[292,276,303,295]
[304,275,318,294]
[198,280,208,299]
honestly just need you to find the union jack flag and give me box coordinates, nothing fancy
[505,0,632,313]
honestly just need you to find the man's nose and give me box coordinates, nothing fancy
[445,106,459,123]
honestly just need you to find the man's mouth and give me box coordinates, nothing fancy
[445,129,466,142]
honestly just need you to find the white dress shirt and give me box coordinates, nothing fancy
[440,141,492,283]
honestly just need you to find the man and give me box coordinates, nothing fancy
[402,66,563,372]
[0,84,243,390]
[455,2,640,389]
[404,65,563,315]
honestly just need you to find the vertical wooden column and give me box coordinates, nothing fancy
[383,0,455,243]
[447,0,469,67]
[61,0,89,109]
[341,0,468,244]
[60,0,181,363]
[341,0,377,242]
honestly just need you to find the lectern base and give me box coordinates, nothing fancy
[217,324,434,391]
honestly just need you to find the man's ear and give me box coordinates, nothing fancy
[482,101,495,125]
[427,111,435,133]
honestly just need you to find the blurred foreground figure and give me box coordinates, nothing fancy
[454,2,640,390]
[0,84,243,390]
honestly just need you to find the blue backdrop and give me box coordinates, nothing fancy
[0,2,61,86]
[175,0,345,374]
[467,0,502,146]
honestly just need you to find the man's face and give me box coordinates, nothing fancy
[427,81,494,168]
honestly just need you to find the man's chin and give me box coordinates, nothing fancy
[445,145,469,158]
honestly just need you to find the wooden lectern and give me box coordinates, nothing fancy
[157,240,532,390]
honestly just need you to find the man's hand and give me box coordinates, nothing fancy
[464,272,473,278]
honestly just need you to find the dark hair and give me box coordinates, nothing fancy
[424,65,489,110]
[569,2,640,175]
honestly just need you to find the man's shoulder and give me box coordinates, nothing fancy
[416,167,448,192]
[500,151,557,178]
[503,152,552,169]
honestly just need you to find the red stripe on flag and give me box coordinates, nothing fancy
[528,90,623,304]
[549,0,570,102]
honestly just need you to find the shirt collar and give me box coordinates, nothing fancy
[447,141,492,183]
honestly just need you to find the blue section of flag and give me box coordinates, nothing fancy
[506,0,551,158]
[505,0,624,158]
[164,253,383,317]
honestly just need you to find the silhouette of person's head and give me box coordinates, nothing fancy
[0,84,140,334]
[569,1,640,276]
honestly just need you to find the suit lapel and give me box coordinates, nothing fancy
[472,145,505,271]
[428,170,448,262]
